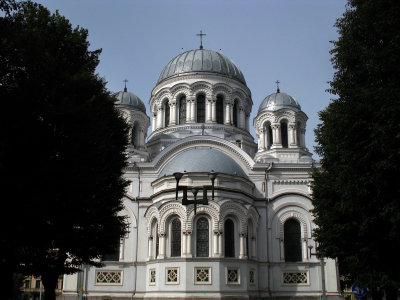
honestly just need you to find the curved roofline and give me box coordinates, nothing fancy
[156,49,247,86]
[150,135,255,175]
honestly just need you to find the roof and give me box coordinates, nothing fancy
[258,91,301,113]
[157,49,246,86]
[115,89,146,113]
[160,147,246,178]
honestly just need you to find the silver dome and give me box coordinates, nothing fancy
[160,147,246,178]
[258,92,301,113]
[157,49,246,85]
[115,89,146,113]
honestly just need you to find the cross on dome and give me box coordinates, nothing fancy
[196,30,206,50]
[123,79,128,92]
[275,80,280,93]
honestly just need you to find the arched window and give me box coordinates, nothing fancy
[233,100,238,127]
[170,218,181,257]
[131,122,140,148]
[196,94,205,123]
[281,120,288,148]
[284,219,302,262]
[164,99,170,127]
[264,122,273,149]
[155,224,159,258]
[216,95,224,124]
[224,219,235,257]
[178,95,186,125]
[196,217,209,257]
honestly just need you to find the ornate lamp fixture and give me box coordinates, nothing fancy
[173,170,217,214]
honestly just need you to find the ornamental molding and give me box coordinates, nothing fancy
[152,136,254,172]
[159,201,187,234]
[278,211,308,239]
[247,206,260,229]
[273,179,310,185]
[171,87,191,102]
[131,111,150,128]
[186,202,219,231]
[144,206,160,236]
[220,201,247,234]
[152,73,251,95]
[191,83,213,98]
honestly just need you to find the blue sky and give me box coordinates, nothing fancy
[36,0,347,158]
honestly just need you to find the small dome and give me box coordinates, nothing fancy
[258,91,301,113]
[160,147,246,178]
[115,89,146,113]
[157,49,246,85]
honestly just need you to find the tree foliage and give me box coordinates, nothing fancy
[0,2,129,299]
[312,0,400,296]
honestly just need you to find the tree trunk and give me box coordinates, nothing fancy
[41,271,58,300]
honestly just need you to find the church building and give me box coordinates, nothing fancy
[61,47,341,299]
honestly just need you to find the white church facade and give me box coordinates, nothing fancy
[60,48,341,299]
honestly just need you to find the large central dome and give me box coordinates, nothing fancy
[157,49,246,85]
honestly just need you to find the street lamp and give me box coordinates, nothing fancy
[173,170,217,214]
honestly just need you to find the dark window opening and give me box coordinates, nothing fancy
[225,219,235,257]
[233,100,238,127]
[197,94,205,123]
[171,218,181,257]
[284,219,302,262]
[179,96,186,125]
[164,100,170,127]
[196,217,209,257]
[281,121,288,148]
[216,95,224,124]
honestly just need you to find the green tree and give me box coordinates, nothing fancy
[312,0,400,299]
[0,2,129,300]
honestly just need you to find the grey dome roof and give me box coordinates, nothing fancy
[157,49,246,85]
[115,89,146,113]
[258,91,301,113]
[160,147,246,178]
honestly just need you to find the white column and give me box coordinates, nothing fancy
[303,238,308,261]
[186,99,191,123]
[147,237,153,260]
[225,103,231,125]
[152,114,156,131]
[272,124,281,148]
[289,124,296,147]
[170,103,176,125]
[186,232,192,257]
[182,233,187,255]
[239,234,247,259]
[190,99,196,122]
[245,115,249,131]
[213,232,219,257]
[258,129,265,151]
[218,233,222,256]
[206,100,212,123]
[158,233,165,259]
[156,108,163,129]
[211,100,216,123]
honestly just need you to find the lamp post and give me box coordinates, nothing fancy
[173,170,217,214]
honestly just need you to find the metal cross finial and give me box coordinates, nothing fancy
[196,30,206,50]
[275,80,280,93]
[123,79,128,92]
